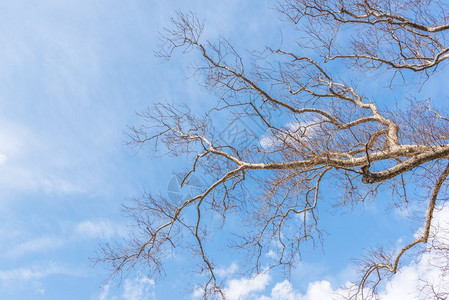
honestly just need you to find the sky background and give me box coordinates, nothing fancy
[1,1,448,299]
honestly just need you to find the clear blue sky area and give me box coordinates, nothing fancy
[1,1,448,299]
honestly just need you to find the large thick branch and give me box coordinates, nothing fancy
[361,147,449,183]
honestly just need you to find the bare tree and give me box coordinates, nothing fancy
[99,1,449,299]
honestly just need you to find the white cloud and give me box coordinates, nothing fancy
[5,236,64,258]
[259,119,321,150]
[222,205,449,300]
[258,280,300,300]
[97,284,116,300]
[35,285,46,295]
[301,281,343,300]
[265,250,278,260]
[215,262,239,278]
[259,134,282,150]
[377,205,449,299]
[0,262,80,284]
[0,262,84,296]
[224,271,270,300]
[0,120,28,156]
[259,280,343,300]
[122,275,156,300]
[222,274,346,300]
[0,119,86,196]
[75,219,126,240]
[219,269,344,300]
[95,276,155,300]
[0,153,7,164]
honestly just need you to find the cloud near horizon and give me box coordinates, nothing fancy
[216,204,449,300]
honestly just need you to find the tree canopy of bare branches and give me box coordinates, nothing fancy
[99,1,449,299]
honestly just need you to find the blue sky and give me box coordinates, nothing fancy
[1,1,449,299]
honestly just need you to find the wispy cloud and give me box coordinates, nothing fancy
[0,262,82,286]
[258,280,340,300]
[0,218,125,261]
[4,236,64,258]
[97,284,117,300]
[122,275,156,300]
[94,275,156,300]
[259,119,321,150]
[224,271,270,300]
[215,262,238,278]
[75,219,127,240]
[225,204,449,299]
[0,119,85,195]
[0,153,7,165]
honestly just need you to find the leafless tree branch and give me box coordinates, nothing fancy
[98,3,449,299]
